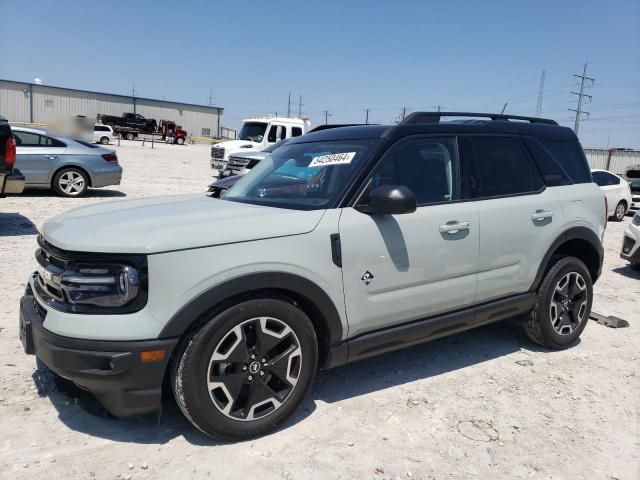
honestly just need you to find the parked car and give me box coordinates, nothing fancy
[624,166,640,212]
[20,112,605,440]
[208,173,241,198]
[93,124,114,145]
[218,139,289,179]
[13,126,123,197]
[591,169,632,221]
[0,116,24,196]
[621,210,640,270]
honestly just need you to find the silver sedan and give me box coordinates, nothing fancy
[13,126,123,197]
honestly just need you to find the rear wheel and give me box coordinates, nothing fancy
[172,298,318,440]
[613,201,627,221]
[125,132,135,140]
[53,168,89,197]
[522,256,593,349]
[100,136,109,145]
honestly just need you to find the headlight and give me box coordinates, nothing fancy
[34,238,148,314]
[633,211,640,226]
[61,263,140,308]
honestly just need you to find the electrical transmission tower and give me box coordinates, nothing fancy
[569,63,594,135]
[535,70,546,116]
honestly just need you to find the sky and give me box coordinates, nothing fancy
[1,0,639,148]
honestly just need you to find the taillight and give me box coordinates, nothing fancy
[101,153,118,163]
[5,135,16,167]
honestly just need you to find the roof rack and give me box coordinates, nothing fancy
[401,112,558,126]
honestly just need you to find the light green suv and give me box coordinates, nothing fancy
[20,112,606,440]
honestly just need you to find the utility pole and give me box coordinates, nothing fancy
[569,62,594,135]
[298,95,302,118]
[132,83,137,114]
[535,69,546,116]
[208,90,214,106]
[287,92,291,117]
[323,109,332,125]
[401,106,407,121]
[365,108,370,124]
[501,102,508,114]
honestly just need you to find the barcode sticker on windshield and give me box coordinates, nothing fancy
[309,152,356,167]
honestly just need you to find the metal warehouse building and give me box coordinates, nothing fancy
[0,79,223,138]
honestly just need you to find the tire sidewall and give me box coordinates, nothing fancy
[175,298,318,440]
[615,202,626,221]
[53,168,88,197]
[537,257,593,348]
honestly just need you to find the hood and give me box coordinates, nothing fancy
[213,140,262,157]
[42,194,325,254]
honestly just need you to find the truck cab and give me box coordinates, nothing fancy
[210,117,310,171]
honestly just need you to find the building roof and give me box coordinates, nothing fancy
[0,78,223,112]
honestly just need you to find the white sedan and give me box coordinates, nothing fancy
[592,169,632,221]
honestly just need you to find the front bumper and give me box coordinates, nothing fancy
[630,196,640,211]
[0,168,25,195]
[19,285,178,417]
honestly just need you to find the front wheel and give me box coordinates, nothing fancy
[176,137,185,145]
[522,256,593,349]
[172,298,318,440]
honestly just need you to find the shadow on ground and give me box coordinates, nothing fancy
[12,188,126,198]
[0,212,39,236]
[32,319,556,446]
[612,265,640,280]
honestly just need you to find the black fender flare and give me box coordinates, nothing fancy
[529,226,604,291]
[159,272,345,347]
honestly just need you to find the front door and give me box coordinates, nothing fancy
[14,131,65,185]
[339,136,479,338]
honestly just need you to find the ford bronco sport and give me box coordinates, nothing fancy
[20,112,605,440]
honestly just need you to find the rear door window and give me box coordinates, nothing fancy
[267,125,278,143]
[13,131,42,146]
[469,136,544,198]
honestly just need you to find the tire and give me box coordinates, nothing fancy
[522,256,593,349]
[172,298,318,440]
[53,167,89,197]
[125,132,135,141]
[100,136,109,145]
[613,201,627,222]
[176,137,185,145]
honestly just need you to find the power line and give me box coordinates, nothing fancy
[568,62,595,134]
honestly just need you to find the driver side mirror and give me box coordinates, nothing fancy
[357,185,417,215]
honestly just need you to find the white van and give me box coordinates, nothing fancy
[211,117,310,171]
[93,124,114,145]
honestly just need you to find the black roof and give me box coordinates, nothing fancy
[290,112,577,144]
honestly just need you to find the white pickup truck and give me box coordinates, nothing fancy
[211,117,310,172]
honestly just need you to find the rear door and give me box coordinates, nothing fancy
[14,131,66,185]
[463,135,565,302]
[339,136,479,337]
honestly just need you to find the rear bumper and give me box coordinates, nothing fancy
[91,167,123,187]
[19,285,178,417]
[0,168,25,195]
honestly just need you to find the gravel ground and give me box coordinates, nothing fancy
[0,140,638,480]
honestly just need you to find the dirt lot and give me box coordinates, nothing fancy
[0,140,638,480]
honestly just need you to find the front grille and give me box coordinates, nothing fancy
[227,156,250,168]
[211,147,225,159]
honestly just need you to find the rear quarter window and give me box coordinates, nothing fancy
[540,140,591,184]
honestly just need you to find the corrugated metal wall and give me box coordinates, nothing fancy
[0,80,223,138]
[0,80,31,122]
[585,148,640,175]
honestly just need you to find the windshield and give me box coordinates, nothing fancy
[238,122,268,142]
[223,139,379,210]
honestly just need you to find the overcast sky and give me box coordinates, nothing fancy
[1,0,639,148]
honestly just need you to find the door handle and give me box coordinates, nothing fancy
[531,210,553,221]
[45,155,57,160]
[439,221,470,234]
